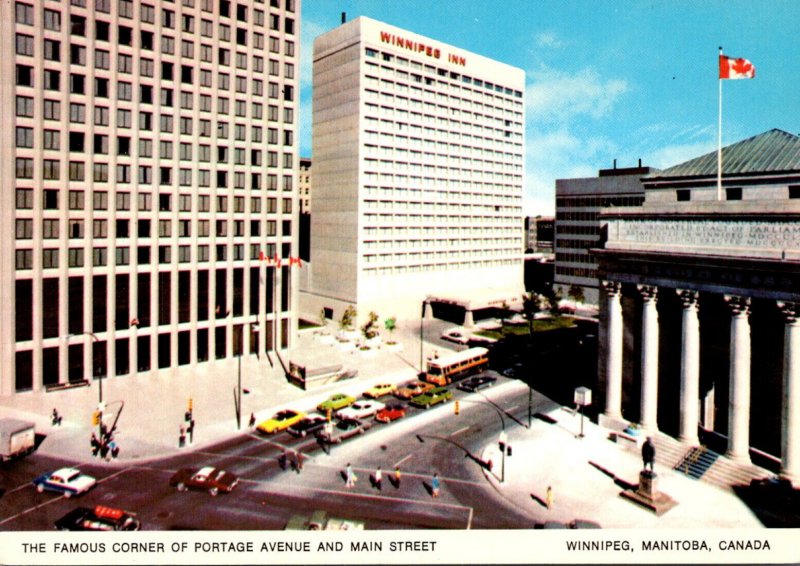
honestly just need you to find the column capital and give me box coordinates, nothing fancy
[637,284,658,301]
[777,301,800,323]
[602,280,622,297]
[724,295,751,316]
[676,289,699,308]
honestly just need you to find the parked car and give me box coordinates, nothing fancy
[316,418,370,444]
[336,400,385,420]
[287,413,328,438]
[32,468,96,498]
[441,329,469,344]
[363,383,396,399]
[395,380,435,400]
[501,363,526,378]
[54,506,141,531]
[256,409,306,434]
[169,466,239,496]
[316,393,356,413]
[410,386,453,409]
[458,374,498,392]
[375,403,407,423]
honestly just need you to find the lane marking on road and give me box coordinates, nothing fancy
[393,453,413,468]
[449,426,470,436]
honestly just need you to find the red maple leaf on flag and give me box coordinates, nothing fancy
[732,58,753,75]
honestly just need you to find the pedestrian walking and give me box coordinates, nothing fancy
[108,440,118,460]
[51,408,61,426]
[179,426,186,448]
[345,463,357,488]
[394,466,401,489]
[374,466,382,491]
[278,450,288,471]
[187,419,195,444]
[249,412,256,428]
[546,486,554,509]
[431,473,440,498]
[296,452,304,473]
[90,433,100,457]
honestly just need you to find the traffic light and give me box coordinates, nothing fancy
[454,400,460,415]
[326,408,332,421]
[92,410,102,426]
[188,398,193,411]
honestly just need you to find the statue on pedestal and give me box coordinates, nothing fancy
[641,436,656,472]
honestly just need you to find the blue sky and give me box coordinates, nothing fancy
[299,1,800,215]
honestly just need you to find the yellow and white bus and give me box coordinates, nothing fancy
[425,347,489,386]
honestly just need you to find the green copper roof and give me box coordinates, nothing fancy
[647,129,800,179]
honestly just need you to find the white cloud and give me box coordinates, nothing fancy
[535,31,563,49]
[526,67,628,123]
[524,128,619,216]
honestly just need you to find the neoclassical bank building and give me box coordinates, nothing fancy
[595,129,800,485]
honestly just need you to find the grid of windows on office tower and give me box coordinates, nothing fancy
[358,47,524,275]
[8,0,299,392]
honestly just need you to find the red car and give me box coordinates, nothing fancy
[169,466,239,496]
[375,404,407,423]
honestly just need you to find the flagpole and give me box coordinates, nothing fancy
[717,46,723,201]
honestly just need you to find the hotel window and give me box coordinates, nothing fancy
[16,96,34,117]
[69,161,85,181]
[140,112,153,130]
[43,9,61,31]
[93,219,108,237]
[15,34,33,57]
[141,4,155,23]
[16,219,33,239]
[16,127,33,148]
[43,249,59,269]
[162,36,175,55]
[141,31,154,50]
[71,15,87,36]
[69,248,84,267]
[16,189,33,209]
[118,54,133,74]
[138,193,152,211]
[69,191,84,210]
[94,163,109,182]
[94,106,109,126]
[94,248,107,266]
[16,65,33,87]
[69,220,84,238]
[43,219,60,239]
[43,160,60,180]
[70,103,85,123]
[16,2,34,25]
[790,186,800,199]
[162,9,174,28]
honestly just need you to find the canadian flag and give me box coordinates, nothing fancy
[719,55,755,79]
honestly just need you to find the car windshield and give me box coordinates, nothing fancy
[66,472,81,482]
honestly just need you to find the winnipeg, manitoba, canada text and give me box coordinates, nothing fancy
[565,538,771,553]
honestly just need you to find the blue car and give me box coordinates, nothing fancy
[33,468,97,498]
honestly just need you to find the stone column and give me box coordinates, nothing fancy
[724,295,752,463]
[423,301,434,320]
[602,281,623,420]
[677,290,700,445]
[463,309,474,329]
[778,301,800,485]
[638,285,659,432]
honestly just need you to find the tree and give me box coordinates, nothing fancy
[568,284,586,305]
[361,311,379,340]
[339,305,357,331]
[498,300,512,336]
[522,292,549,340]
[384,316,397,343]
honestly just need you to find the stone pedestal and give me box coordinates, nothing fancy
[620,471,678,516]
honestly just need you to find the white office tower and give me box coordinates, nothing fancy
[1,0,300,395]
[307,17,525,324]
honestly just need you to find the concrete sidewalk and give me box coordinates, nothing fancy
[479,398,766,529]
[0,324,423,465]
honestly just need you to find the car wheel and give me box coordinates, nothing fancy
[209,487,219,497]
[176,482,186,492]
[64,491,72,499]
[36,484,44,493]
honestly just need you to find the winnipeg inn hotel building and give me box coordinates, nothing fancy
[303,17,525,324]
[1,0,301,395]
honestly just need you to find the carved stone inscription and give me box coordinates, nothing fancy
[616,220,800,250]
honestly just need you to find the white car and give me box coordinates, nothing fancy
[335,400,385,420]
[32,468,97,498]
[441,329,469,344]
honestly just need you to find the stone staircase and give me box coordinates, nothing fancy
[653,433,770,490]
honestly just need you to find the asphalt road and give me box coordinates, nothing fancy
[0,378,555,531]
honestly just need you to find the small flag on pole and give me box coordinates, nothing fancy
[719,55,755,79]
